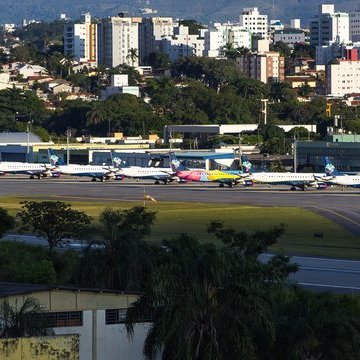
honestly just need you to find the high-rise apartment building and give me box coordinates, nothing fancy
[139,17,174,64]
[204,23,251,58]
[310,4,350,47]
[98,13,141,68]
[64,13,97,63]
[239,7,268,39]
[161,25,205,61]
[350,9,360,42]
[236,40,285,84]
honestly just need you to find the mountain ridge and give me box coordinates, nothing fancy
[1,0,357,26]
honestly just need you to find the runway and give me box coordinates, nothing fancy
[0,176,359,235]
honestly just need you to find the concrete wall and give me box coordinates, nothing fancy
[0,335,79,360]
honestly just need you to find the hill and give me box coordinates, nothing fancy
[1,0,357,26]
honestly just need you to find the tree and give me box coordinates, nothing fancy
[127,48,138,66]
[0,208,15,239]
[271,288,360,359]
[147,52,171,69]
[77,206,156,290]
[0,297,53,338]
[126,222,296,359]
[18,201,91,252]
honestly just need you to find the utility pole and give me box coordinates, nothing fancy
[238,132,242,168]
[260,99,268,125]
[293,136,297,173]
[66,127,71,165]
[26,121,30,163]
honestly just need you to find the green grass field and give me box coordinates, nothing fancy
[1,196,359,259]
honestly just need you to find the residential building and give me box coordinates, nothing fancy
[285,75,317,89]
[273,29,307,48]
[350,9,360,42]
[204,28,225,57]
[269,20,284,32]
[0,283,152,360]
[316,42,356,65]
[326,49,360,96]
[239,7,268,39]
[204,23,251,58]
[236,40,284,84]
[100,74,140,99]
[139,17,174,64]
[161,25,205,61]
[64,13,98,64]
[18,64,48,78]
[310,4,350,47]
[291,19,301,29]
[98,13,141,68]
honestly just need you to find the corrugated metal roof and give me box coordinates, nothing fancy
[0,132,42,144]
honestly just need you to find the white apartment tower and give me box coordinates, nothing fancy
[98,13,141,68]
[139,17,174,64]
[64,13,97,63]
[239,7,268,39]
[310,4,350,47]
[161,25,205,61]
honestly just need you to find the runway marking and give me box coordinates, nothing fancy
[298,282,360,291]
[307,206,360,228]
[261,253,360,264]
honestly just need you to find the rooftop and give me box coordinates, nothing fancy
[0,131,43,144]
[0,282,143,297]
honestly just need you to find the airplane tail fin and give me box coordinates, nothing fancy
[48,149,64,166]
[241,154,252,173]
[111,152,129,169]
[323,156,339,176]
[169,152,187,172]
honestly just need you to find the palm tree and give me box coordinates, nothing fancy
[0,298,53,338]
[126,223,293,359]
[77,207,156,290]
[126,48,138,66]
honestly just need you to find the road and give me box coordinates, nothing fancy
[0,177,359,235]
[3,234,360,294]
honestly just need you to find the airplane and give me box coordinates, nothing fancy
[48,149,120,182]
[317,157,360,188]
[0,160,56,179]
[111,153,177,185]
[241,155,327,191]
[169,153,244,188]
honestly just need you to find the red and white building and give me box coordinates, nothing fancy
[326,49,360,96]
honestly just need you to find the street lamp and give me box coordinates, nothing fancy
[66,127,71,165]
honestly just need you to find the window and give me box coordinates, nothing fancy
[106,308,153,325]
[35,311,83,327]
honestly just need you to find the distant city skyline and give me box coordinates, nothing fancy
[0,1,357,26]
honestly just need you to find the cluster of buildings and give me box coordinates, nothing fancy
[309,4,360,97]
[63,9,306,69]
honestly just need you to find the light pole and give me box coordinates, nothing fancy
[238,132,242,168]
[293,135,297,173]
[26,121,30,163]
[66,127,71,165]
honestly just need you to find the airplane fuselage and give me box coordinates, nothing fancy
[0,162,51,176]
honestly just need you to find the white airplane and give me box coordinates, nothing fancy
[49,149,120,182]
[112,153,177,184]
[0,161,55,179]
[317,157,360,188]
[241,155,327,191]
